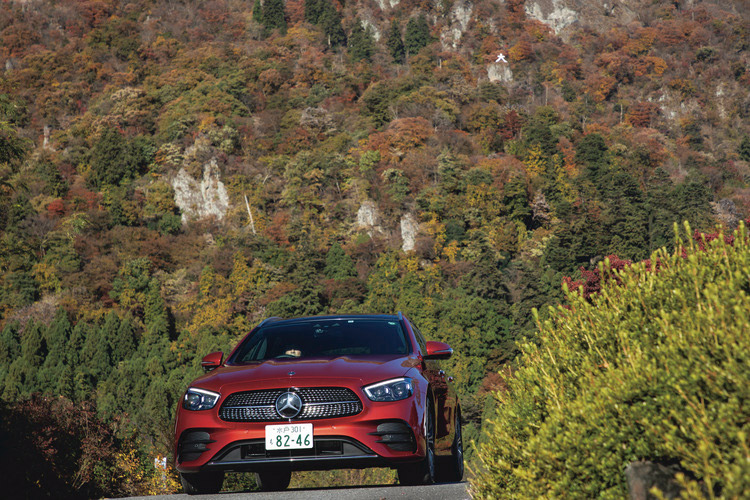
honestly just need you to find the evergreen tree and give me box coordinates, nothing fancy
[460,233,510,301]
[44,307,71,363]
[99,311,121,361]
[601,170,649,261]
[252,0,263,23]
[348,18,375,62]
[39,308,71,393]
[404,15,431,56]
[543,203,608,273]
[671,178,713,231]
[20,320,47,369]
[0,321,20,392]
[503,175,532,228]
[144,278,171,339]
[68,322,96,400]
[57,364,74,399]
[0,320,20,366]
[0,121,27,166]
[66,322,89,367]
[90,128,153,188]
[261,0,287,35]
[523,121,556,157]
[81,323,111,383]
[266,248,325,317]
[645,168,677,253]
[386,19,405,64]
[304,0,323,24]
[575,133,610,192]
[319,0,345,47]
[19,320,47,394]
[112,315,136,362]
[325,243,357,280]
[739,135,750,162]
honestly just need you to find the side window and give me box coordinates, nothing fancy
[409,320,427,354]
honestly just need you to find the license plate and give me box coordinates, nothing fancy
[265,423,313,450]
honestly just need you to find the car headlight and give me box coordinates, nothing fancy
[364,377,413,402]
[183,387,220,411]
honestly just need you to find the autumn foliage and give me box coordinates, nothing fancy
[0,0,748,496]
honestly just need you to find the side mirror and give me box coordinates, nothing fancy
[424,341,453,360]
[201,351,223,372]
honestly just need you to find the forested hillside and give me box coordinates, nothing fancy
[0,0,748,495]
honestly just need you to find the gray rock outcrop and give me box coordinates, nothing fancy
[441,1,474,50]
[171,158,230,223]
[488,63,513,83]
[524,0,639,39]
[400,213,419,252]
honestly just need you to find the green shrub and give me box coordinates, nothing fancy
[472,223,750,499]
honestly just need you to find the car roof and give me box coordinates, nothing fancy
[260,314,402,327]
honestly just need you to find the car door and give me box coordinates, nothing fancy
[407,319,453,450]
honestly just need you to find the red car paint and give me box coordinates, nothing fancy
[173,314,460,487]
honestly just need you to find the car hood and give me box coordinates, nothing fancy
[190,355,420,395]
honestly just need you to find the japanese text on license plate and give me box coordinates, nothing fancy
[265,423,313,450]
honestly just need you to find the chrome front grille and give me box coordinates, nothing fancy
[299,402,362,419]
[224,390,286,407]
[219,387,362,422]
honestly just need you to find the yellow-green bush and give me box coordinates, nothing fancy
[472,224,750,499]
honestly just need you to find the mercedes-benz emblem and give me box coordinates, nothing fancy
[275,392,302,419]
[288,371,296,376]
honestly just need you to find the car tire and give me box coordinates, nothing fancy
[255,469,291,491]
[180,471,224,495]
[438,408,464,482]
[398,398,436,486]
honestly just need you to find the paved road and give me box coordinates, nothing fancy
[123,482,470,500]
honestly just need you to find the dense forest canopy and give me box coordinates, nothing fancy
[0,0,748,495]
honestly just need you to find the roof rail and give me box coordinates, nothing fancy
[258,316,283,327]
[397,311,404,322]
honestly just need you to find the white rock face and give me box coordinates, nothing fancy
[653,90,698,121]
[374,0,400,10]
[171,158,230,223]
[452,1,473,32]
[441,1,474,49]
[525,0,638,39]
[400,213,419,252]
[714,82,734,121]
[488,63,513,82]
[357,201,380,230]
[525,0,577,34]
[361,18,381,42]
[43,125,52,150]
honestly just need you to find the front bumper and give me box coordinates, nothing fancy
[174,391,427,473]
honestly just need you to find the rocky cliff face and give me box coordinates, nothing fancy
[440,0,474,50]
[400,213,419,252]
[171,158,230,223]
[488,63,513,83]
[356,200,382,235]
[524,0,639,37]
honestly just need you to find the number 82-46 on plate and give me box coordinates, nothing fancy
[265,423,313,450]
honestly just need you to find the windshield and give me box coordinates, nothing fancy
[230,319,410,363]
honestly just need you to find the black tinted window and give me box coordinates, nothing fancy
[231,319,410,363]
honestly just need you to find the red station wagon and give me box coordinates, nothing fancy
[173,313,463,494]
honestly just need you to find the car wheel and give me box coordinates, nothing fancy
[180,471,224,495]
[255,469,291,491]
[438,408,464,482]
[398,398,436,486]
